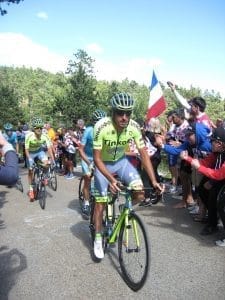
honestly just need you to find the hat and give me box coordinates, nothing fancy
[212,127,225,143]
[185,123,196,136]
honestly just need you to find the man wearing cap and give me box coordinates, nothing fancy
[180,127,225,244]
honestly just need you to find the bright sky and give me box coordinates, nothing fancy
[0,0,225,97]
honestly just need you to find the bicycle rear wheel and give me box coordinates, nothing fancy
[33,169,39,200]
[49,168,57,191]
[38,181,46,209]
[78,176,84,208]
[118,212,150,291]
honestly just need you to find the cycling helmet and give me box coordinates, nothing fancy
[110,93,134,111]
[31,117,44,128]
[92,109,106,123]
[3,123,13,131]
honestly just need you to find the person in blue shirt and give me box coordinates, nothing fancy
[78,109,106,217]
[158,122,212,156]
[155,122,212,208]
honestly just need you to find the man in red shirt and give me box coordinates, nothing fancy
[180,127,225,245]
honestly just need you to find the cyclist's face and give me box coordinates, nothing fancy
[34,127,42,136]
[6,130,12,136]
[113,110,132,130]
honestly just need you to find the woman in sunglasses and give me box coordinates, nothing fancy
[180,127,225,246]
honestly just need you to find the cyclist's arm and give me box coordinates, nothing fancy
[25,148,30,158]
[78,144,91,166]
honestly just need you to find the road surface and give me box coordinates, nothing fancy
[0,165,225,299]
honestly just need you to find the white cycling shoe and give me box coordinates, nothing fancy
[94,239,104,259]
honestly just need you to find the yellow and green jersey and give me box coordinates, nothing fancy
[93,117,144,162]
[25,132,51,153]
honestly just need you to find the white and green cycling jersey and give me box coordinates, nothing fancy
[93,117,145,161]
[25,132,51,153]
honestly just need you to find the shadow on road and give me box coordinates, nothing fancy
[0,246,27,300]
[138,194,221,247]
[0,191,9,230]
[70,221,91,250]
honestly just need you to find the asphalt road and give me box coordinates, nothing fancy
[0,165,225,300]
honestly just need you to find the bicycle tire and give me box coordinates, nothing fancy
[49,168,57,191]
[33,169,40,200]
[118,212,150,291]
[38,181,46,209]
[78,176,84,208]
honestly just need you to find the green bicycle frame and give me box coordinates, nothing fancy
[108,207,128,244]
[107,192,140,249]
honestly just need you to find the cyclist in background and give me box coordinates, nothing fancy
[92,92,163,259]
[3,123,19,155]
[78,109,106,217]
[25,117,55,201]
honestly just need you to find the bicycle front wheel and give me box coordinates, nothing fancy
[118,212,150,291]
[49,168,57,191]
[38,182,46,209]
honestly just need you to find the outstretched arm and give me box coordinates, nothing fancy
[167,81,191,111]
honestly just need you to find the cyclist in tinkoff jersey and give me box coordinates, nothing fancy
[92,92,163,259]
[78,109,107,217]
[25,117,55,201]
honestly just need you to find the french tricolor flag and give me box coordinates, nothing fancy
[146,70,166,119]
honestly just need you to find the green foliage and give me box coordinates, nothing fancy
[0,48,224,129]
[0,83,24,128]
[0,66,67,126]
[55,49,98,126]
